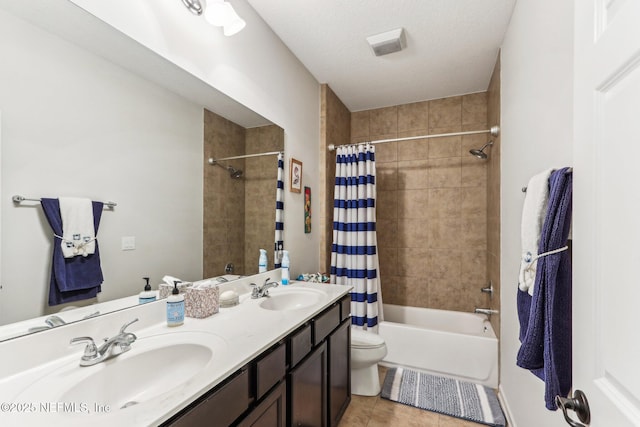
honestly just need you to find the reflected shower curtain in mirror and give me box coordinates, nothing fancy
[330,143,383,331]
[274,153,284,268]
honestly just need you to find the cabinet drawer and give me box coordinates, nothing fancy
[339,295,351,322]
[289,323,312,368]
[313,304,340,346]
[256,343,286,400]
[169,368,250,426]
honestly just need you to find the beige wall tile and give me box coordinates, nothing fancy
[427,188,461,219]
[462,92,488,126]
[397,159,429,190]
[377,190,398,220]
[428,218,461,250]
[397,136,429,161]
[351,110,370,139]
[375,140,397,162]
[398,189,430,219]
[325,90,495,313]
[369,106,398,138]
[397,247,429,277]
[397,218,429,248]
[397,101,428,133]
[427,157,462,188]
[429,96,462,129]
[376,162,398,190]
[429,135,461,158]
[376,218,399,248]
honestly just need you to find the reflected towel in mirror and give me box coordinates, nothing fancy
[41,198,104,305]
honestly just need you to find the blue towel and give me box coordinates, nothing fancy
[41,198,104,305]
[516,168,573,410]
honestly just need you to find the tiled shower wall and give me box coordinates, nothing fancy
[352,95,489,312]
[321,88,493,313]
[203,109,283,278]
[204,109,246,278]
[486,55,501,335]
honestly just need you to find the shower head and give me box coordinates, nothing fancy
[469,141,494,159]
[211,161,243,179]
[227,166,243,179]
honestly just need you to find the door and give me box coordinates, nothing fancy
[573,0,640,425]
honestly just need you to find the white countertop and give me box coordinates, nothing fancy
[0,275,350,426]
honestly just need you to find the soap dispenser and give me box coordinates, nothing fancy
[166,280,185,327]
[259,249,268,273]
[281,250,290,285]
[139,277,156,304]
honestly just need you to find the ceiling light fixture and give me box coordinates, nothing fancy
[204,0,246,36]
[181,0,246,36]
[366,28,407,56]
[181,0,203,15]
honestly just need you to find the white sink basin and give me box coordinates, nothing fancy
[259,288,324,311]
[14,331,226,412]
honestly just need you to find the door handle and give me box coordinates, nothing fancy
[556,390,591,427]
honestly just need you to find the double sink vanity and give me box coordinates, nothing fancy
[0,271,352,426]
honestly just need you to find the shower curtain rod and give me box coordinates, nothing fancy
[327,125,500,151]
[208,150,283,164]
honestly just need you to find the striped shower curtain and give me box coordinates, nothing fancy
[274,153,284,268]
[330,143,382,331]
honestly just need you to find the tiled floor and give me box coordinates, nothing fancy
[338,366,486,427]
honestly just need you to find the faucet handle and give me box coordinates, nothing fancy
[70,336,98,359]
[119,318,139,334]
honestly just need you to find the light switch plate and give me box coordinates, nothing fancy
[121,236,136,251]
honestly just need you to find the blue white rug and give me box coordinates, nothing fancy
[381,367,506,427]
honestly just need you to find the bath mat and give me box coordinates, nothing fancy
[381,367,506,427]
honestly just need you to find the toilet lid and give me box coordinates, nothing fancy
[351,328,385,348]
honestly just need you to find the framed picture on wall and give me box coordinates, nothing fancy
[304,186,311,233]
[290,158,302,193]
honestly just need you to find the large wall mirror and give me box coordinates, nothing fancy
[0,0,283,341]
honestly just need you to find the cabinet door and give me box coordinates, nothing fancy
[289,342,327,427]
[166,368,250,426]
[238,381,286,427]
[328,319,350,427]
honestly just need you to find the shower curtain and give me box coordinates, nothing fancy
[274,153,284,268]
[330,143,383,331]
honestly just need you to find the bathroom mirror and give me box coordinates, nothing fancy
[0,0,283,340]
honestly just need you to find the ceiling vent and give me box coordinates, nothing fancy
[366,28,406,57]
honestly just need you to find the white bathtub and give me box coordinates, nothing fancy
[378,304,498,388]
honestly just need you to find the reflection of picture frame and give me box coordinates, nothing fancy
[304,187,311,233]
[290,158,303,193]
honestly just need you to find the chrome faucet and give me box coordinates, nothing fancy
[474,308,499,316]
[27,315,67,333]
[70,318,138,367]
[251,278,279,298]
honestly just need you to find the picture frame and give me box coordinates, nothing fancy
[290,158,303,193]
[304,186,311,233]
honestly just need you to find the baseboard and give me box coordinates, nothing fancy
[497,384,517,427]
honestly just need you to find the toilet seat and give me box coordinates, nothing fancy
[351,328,386,349]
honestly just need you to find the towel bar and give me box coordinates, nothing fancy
[12,195,117,209]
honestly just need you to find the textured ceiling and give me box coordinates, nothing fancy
[247,0,516,112]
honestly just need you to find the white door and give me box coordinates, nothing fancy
[573,0,640,426]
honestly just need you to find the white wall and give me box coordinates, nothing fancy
[0,9,203,323]
[499,0,574,425]
[69,0,322,277]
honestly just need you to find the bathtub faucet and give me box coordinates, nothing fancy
[474,308,499,316]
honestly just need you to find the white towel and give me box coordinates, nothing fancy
[59,197,96,258]
[518,169,553,295]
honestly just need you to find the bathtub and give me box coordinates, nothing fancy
[378,304,498,388]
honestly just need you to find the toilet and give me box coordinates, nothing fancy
[350,328,388,396]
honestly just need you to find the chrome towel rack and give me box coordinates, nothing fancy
[12,195,117,209]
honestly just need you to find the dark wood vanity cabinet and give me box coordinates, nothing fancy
[162,294,351,427]
[289,341,327,427]
[328,319,350,427]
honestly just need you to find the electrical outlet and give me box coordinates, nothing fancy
[121,236,136,251]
